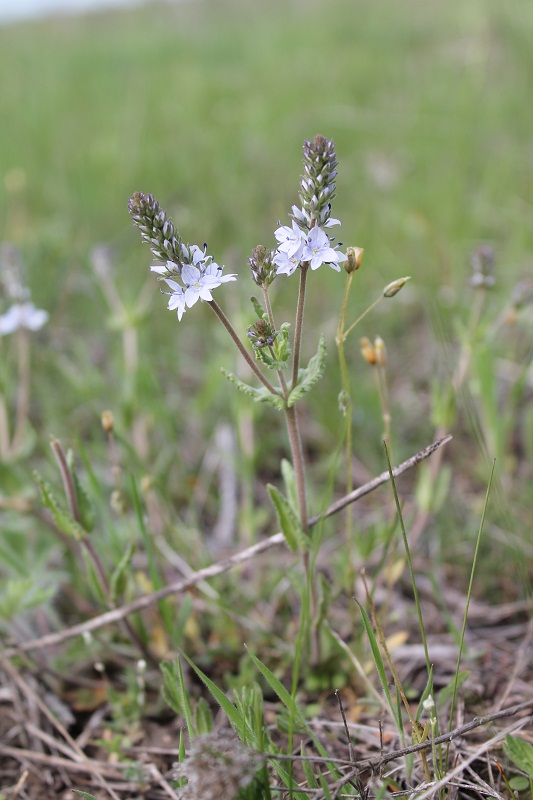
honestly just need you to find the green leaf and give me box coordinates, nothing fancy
[280,459,298,515]
[355,599,400,728]
[287,334,326,407]
[267,484,308,552]
[221,369,285,410]
[250,295,266,319]
[67,449,96,532]
[246,648,340,779]
[182,653,253,742]
[161,659,196,738]
[109,541,135,603]
[160,661,183,715]
[82,551,108,605]
[73,792,99,800]
[504,735,533,777]
[0,578,55,620]
[194,697,214,735]
[34,472,87,540]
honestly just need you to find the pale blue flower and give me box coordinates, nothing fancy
[273,248,302,276]
[163,279,187,320]
[0,302,48,336]
[161,252,237,320]
[274,221,306,257]
[302,227,346,271]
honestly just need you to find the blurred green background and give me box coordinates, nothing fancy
[1,0,532,572]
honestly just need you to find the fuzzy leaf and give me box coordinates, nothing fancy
[287,334,326,407]
[280,459,298,515]
[250,295,266,319]
[82,551,108,605]
[221,368,285,410]
[109,542,135,603]
[161,659,195,737]
[34,472,86,540]
[0,578,55,620]
[67,450,96,532]
[267,484,308,552]
[182,653,254,742]
[253,323,291,372]
[504,735,533,777]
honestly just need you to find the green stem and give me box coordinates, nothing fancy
[284,404,308,535]
[291,263,309,389]
[262,285,289,400]
[342,293,384,342]
[336,273,355,541]
[208,299,281,396]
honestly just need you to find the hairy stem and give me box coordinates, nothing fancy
[262,284,289,399]
[208,299,280,396]
[291,262,309,389]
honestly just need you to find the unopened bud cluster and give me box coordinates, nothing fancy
[247,319,277,348]
[249,245,276,287]
[344,246,364,274]
[128,192,183,267]
[297,135,338,227]
[361,336,386,366]
[172,731,262,800]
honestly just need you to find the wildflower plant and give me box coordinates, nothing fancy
[129,135,408,659]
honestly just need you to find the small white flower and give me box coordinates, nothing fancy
[160,249,237,321]
[274,248,302,276]
[0,302,49,336]
[274,221,306,257]
[302,227,346,271]
[164,279,187,320]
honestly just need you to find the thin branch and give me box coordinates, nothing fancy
[308,434,453,525]
[4,436,452,656]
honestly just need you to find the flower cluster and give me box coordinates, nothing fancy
[274,217,345,275]
[0,245,48,336]
[298,134,338,225]
[272,136,345,277]
[128,193,236,320]
[152,244,237,321]
[0,302,49,336]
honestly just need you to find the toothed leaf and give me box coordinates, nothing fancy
[288,334,326,407]
[221,369,285,410]
[267,483,308,552]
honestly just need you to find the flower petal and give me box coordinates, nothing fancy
[182,264,201,285]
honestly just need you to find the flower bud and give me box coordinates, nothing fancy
[374,336,386,366]
[383,276,411,297]
[360,336,376,365]
[249,245,276,287]
[101,409,114,433]
[344,246,364,274]
[246,319,277,348]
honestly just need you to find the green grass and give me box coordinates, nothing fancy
[1,0,533,796]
